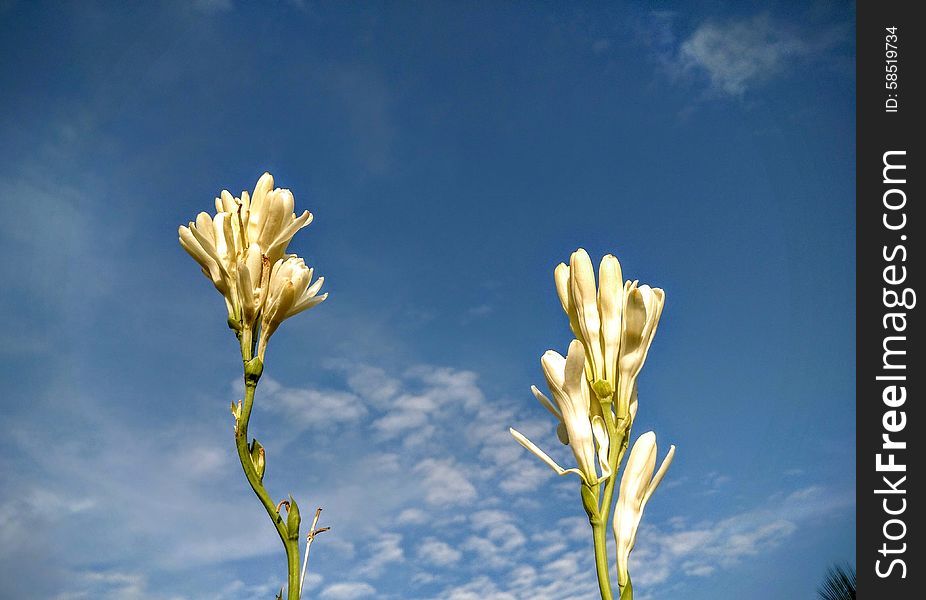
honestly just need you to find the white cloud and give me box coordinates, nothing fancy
[0,338,852,600]
[320,582,376,600]
[640,11,848,99]
[630,485,853,589]
[418,538,462,566]
[257,377,368,430]
[429,550,599,600]
[678,14,807,96]
[414,459,477,506]
[357,533,404,578]
[438,577,518,600]
[367,365,484,443]
[51,570,154,600]
[455,511,527,570]
[343,364,402,409]
[372,406,430,437]
[396,508,430,525]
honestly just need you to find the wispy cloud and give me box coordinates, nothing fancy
[464,304,494,320]
[418,538,463,566]
[0,337,853,600]
[642,11,848,98]
[258,377,368,431]
[679,14,808,96]
[357,533,405,578]
[321,581,377,599]
[631,485,854,591]
[415,458,478,506]
[52,571,148,600]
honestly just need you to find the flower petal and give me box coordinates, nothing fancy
[530,385,562,421]
[509,428,586,482]
[561,340,588,404]
[540,350,567,399]
[554,262,581,338]
[643,444,675,505]
[597,254,623,385]
[591,414,611,482]
[570,248,604,381]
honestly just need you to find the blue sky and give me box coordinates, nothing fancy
[0,1,855,599]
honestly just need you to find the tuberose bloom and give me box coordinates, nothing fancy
[554,250,624,399]
[225,172,314,266]
[257,256,327,360]
[612,431,675,588]
[615,281,665,419]
[554,249,665,421]
[179,210,240,320]
[179,173,324,338]
[509,340,611,487]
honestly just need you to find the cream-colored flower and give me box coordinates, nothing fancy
[257,256,327,359]
[612,431,675,588]
[246,174,314,265]
[554,249,624,400]
[215,172,314,266]
[179,172,320,333]
[509,340,610,487]
[179,210,239,320]
[236,243,264,329]
[615,281,665,419]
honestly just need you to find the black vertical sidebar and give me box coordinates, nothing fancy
[857,1,922,597]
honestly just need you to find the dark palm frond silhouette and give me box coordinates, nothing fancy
[817,563,856,600]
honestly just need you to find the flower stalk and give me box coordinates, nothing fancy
[233,359,303,599]
[510,248,676,600]
[300,508,330,595]
[180,173,328,599]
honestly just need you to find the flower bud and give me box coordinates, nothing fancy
[257,256,327,360]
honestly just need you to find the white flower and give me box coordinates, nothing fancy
[236,243,264,329]
[179,210,239,320]
[245,173,314,265]
[554,249,665,420]
[554,249,624,399]
[213,172,314,265]
[257,256,327,359]
[179,173,322,335]
[615,281,665,419]
[509,340,611,487]
[612,431,675,588]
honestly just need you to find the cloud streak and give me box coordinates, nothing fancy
[643,11,848,98]
[679,14,809,95]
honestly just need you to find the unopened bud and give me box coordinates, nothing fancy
[249,439,265,481]
[592,379,613,401]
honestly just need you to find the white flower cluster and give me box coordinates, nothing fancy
[511,248,675,591]
[179,173,327,359]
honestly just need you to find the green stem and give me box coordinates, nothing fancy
[286,537,301,600]
[581,484,612,600]
[591,518,614,600]
[590,411,632,600]
[600,416,632,519]
[235,362,301,600]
